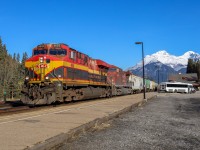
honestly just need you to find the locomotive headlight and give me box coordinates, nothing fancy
[45,76,49,80]
[25,76,29,80]
[40,57,44,63]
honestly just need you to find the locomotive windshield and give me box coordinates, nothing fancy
[33,49,48,55]
[49,49,67,55]
[108,68,117,72]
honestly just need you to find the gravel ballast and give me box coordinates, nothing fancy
[59,92,200,150]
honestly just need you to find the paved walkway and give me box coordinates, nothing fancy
[0,93,156,150]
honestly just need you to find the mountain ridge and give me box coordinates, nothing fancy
[127,50,200,83]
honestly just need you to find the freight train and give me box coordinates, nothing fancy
[21,43,157,105]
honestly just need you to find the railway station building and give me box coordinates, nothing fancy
[168,73,199,90]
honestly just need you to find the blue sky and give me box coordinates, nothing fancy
[0,0,200,69]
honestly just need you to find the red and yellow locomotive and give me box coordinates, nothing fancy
[21,43,111,105]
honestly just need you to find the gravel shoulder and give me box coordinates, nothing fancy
[59,92,200,150]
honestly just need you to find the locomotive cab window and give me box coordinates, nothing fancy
[108,68,117,72]
[70,51,76,60]
[77,52,82,59]
[49,49,67,55]
[33,49,48,55]
[84,56,88,63]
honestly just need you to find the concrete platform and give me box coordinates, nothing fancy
[0,92,157,150]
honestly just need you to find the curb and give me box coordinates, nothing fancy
[25,95,157,150]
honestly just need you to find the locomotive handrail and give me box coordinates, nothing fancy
[52,68,61,83]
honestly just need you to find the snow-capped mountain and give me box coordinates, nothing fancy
[128,50,200,82]
[130,50,200,71]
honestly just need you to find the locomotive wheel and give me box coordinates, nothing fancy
[73,89,84,101]
[106,88,112,97]
[64,96,73,102]
[46,92,56,104]
[63,88,75,102]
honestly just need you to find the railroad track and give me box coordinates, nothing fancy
[0,100,30,115]
[0,105,30,114]
[0,97,109,115]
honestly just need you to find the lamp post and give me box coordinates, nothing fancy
[135,42,146,100]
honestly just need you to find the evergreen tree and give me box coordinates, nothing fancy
[187,59,194,73]
[0,37,28,99]
[22,52,28,67]
[187,58,200,81]
[20,52,28,79]
[16,53,20,62]
[196,60,200,81]
[13,53,16,61]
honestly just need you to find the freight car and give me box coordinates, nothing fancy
[127,74,143,93]
[21,43,112,105]
[150,80,157,91]
[145,79,151,92]
[127,74,157,93]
